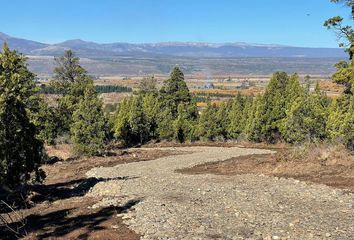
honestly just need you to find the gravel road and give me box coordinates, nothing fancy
[86,146,354,240]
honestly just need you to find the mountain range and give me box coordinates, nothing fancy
[0,32,346,58]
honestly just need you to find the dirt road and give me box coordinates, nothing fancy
[86,146,354,240]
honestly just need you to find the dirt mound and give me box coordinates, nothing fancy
[178,144,354,192]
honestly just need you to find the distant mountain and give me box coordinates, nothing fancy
[0,32,48,53]
[0,32,347,58]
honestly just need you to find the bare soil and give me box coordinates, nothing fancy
[178,148,354,192]
[1,146,177,240]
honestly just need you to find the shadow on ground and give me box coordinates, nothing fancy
[30,176,138,204]
[1,198,142,239]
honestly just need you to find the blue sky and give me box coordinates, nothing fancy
[0,0,351,47]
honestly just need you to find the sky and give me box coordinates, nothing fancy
[0,0,351,47]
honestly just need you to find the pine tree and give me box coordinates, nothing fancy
[0,44,45,189]
[173,104,196,143]
[29,96,60,145]
[114,97,133,144]
[284,73,305,109]
[281,91,328,143]
[259,72,289,142]
[113,95,151,146]
[71,85,108,156]
[129,95,149,145]
[157,106,175,141]
[324,0,354,149]
[52,50,94,134]
[227,93,245,139]
[159,67,192,117]
[142,93,159,139]
[245,94,264,142]
[197,101,219,140]
[215,101,231,140]
[157,67,197,141]
[327,94,354,149]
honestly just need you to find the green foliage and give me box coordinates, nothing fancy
[173,104,196,143]
[113,98,133,144]
[258,72,289,142]
[159,67,192,117]
[70,85,108,156]
[157,106,175,141]
[51,50,88,91]
[332,59,354,94]
[29,96,60,144]
[113,66,354,149]
[227,93,246,139]
[281,91,328,143]
[244,94,264,142]
[325,0,354,150]
[215,101,231,139]
[327,94,354,149]
[95,85,132,93]
[0,43,45,190]
[324,0,354,59]
[114,95,151,145]
[142,93,160,139]
[197,101,219,140]
[104,103,118,114]
[39,84,132,94]
[51,50,95,134]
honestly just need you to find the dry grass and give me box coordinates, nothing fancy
[179,142,354,192]
[276,143,354,165]
[100,92,132,105]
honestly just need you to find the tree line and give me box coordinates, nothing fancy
[113,68,353,149]
[39,84,132,94]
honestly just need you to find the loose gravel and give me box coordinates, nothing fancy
[86,146,354,240]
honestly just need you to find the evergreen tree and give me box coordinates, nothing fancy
[157,67,197,141]
[114,97,133,144]
[173,104,196,143]
[227,93,245,139]
[215,101,231,139]
[245,94,264,142]
[324,0,353,59]
[281,90,328,143]
[52,50,94,133]
[157,106,175,141]
[70,85,108,156]
[51,50,88,91]
[159,67,192,117]
[129,95,150,145]
[113,95,150,145]
[29,96,60,145]
[0,44,45,189]
[332,60,354,94]
[197,101,219,140]
[142,93,159,139]
[284,73,305,109]
[325,1,354,149]
[259,72,289,142]
[327,94,354,149]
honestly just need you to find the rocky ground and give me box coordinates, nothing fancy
[86,146,354,240]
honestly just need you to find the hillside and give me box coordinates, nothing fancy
[0,32,346,58]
